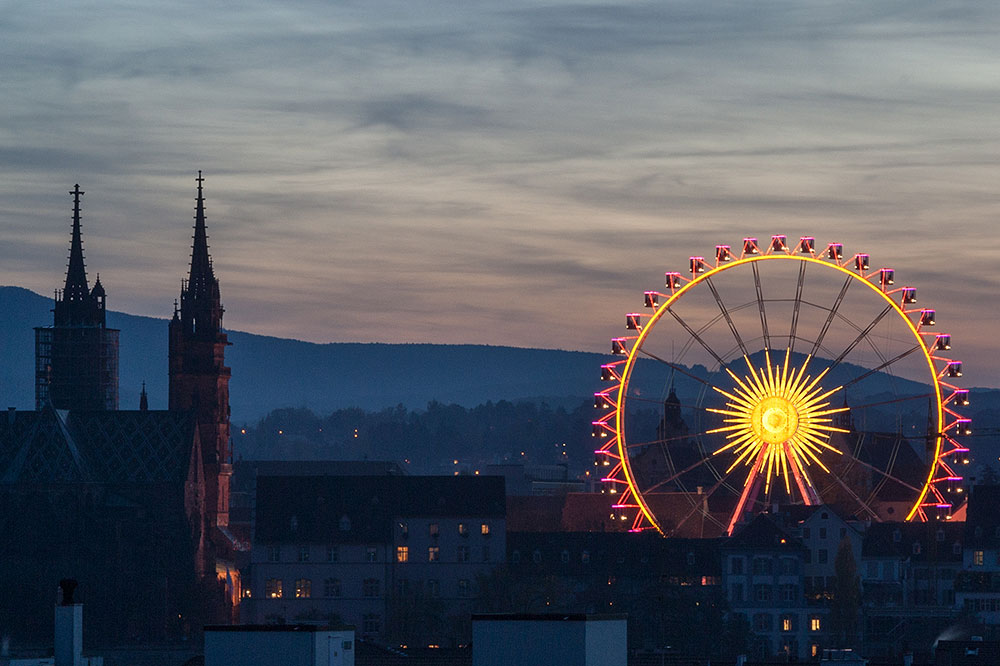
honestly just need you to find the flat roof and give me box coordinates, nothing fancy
[205,624,354,632]
[472,613,627,622]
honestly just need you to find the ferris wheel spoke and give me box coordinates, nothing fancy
[809,275,852,358]
[637,348,713,388]
[705,276,750,358]
[829,305,894,367]
[666,308,729,370]
[752,262,771,350]
[846,392,936,411]
[624,429,720,450]
[817,459,882,521]
[639,450,725,493]
[840,345,924,390]
[665,466,737,536]
[833,444,925,495]
[788,261,807,355]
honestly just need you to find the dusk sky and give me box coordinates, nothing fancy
[3,2,999,386]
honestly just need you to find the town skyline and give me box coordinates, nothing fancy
[3,2,1000,386]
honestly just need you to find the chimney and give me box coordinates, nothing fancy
[55,579,82,666]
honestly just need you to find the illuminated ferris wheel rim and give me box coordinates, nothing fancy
[593,236,971,535]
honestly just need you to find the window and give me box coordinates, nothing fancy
[399,522,409,538]
[265,578,283,599]
[396,578,410,596]
[429,523,440,538]
[936,529,945,542]
[953,542,962,556]
[323,578,341,598]
[533,550,542,564]
[483,545,491,562]
[298,545,309,562]
[753,613,773,632]
[818,549,828,564]
[295,578,311,598]
[730,556,744,574]
[730,583,745,602]
[811,644,819,658]
[780,558,798,575]
[752,557,773,575]
[582,550,590,564]
[458,546,470,562]
[396,546,409,563]
[802,527,811,539]
[511,550,521,564]
[362,614,380,636]
[326,545,338,562]
[427,579,440,598]
[481,523,491,536]
[686,552,696,565]
[428,546,440,562]
[362,578,380,598]
[810,616,821,632]
[339,515,351,532]
[781,615,794,632]
[893,529,901,543]
[366,546,378,562]
[458,579,470,597]
[819,527,827,539]
[458,523,468,537]
[267,545,280,562]
[974,550,984,566]
[912,542,921,555]
[753,585,771,602]
[561,550,570,564]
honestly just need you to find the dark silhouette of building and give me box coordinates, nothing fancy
[34,185,119,411]
[0,175,238,646]
[169,170,233,534]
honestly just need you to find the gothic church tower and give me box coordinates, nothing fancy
[169,172,232,529]
[35,185,120,410]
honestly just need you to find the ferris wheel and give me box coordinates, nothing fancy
[593,236,971,536]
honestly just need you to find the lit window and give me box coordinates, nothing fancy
[295,578,311,598]
[782,615,793,632]
[458,523,468,536]
[298,546,309,562]
[428,546,440,562]
[396,546,409,563]
[974,550,984,566]
[810,617,821,632]
[363,578,380,598]
[429,523,440,537]
[323,578,341,597]
[457,546,470,562]
[265,578,283,599]
[481,523,490,536]
[366,546,378,562]
[811,644,819,658]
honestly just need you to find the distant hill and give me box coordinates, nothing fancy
[3,284,997,466]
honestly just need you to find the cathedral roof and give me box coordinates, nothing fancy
[0,407,197,485]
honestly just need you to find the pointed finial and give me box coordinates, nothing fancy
[139,381,149,411]
[63,184,90,303]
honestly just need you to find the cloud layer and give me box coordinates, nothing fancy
[2,1,999,386]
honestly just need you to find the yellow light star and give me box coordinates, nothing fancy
[707,349,849,503]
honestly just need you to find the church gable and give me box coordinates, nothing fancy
[0,408,88,483]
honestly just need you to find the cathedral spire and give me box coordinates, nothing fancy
[64,184,90,303]
[188,170,215,296]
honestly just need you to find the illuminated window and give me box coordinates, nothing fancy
[974,550,984,566]
[458,579,470,597]
[428,579,440,598]
[298,546,309,562]
[363,578,380,598]
[295,578,311,598]
[323,578,341,597]
[265,578,282,599]
[481,523,491,536]
[266,545,280,562]
[458,523,468,536]
[366,546,378,562]
[428,546,440,562]
[782,615,794,632]
[396,546,409,563]
[810,616,821,632]
[811,644,819,658]
[457,546,470,562]
[429,523,440,537]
